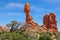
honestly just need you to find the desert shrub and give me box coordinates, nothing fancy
[19,23,39,40]
[54,32,60,40]
[0,32,26,40]
[39,32,52,40]
[39,35,52,40]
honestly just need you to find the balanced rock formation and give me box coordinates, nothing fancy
[43,13,58,32]
[20,2,58,33]
[24,2,37,27]
[20,2,48,34]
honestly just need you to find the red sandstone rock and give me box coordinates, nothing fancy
[23,2,58,32]
[24,2,30,13]
[49,13,58,32]
[24,2,37,27]
[2,27,10,32]
[43,14,49,29]
[43,13,58,32]
[0,25,10,32]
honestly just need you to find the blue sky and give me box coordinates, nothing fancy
[0,0,60,31]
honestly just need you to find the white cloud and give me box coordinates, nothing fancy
[54,6,60,11]
[0,3,57,12]
[0,3,43,12]
[5,3,24,8]
[31,6,57,12]
[7,3,43,12]
[0,3,24,9]
[43,0,60,3]
[31,6,44,12]
[57,7,60,11]
[0,13,25,17]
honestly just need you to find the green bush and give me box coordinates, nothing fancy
[39,32,52,40]
[0,32,26,40]
[39,35,52,40]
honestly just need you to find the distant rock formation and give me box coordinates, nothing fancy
[2,27,10,32]
[0,25,10,32]
[24,2,38,27]
[43,13,58,32]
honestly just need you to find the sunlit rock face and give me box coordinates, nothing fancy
[0,25,10,32]
[43,13,58,32]
[2,27,10,32]
[24,2,38,27]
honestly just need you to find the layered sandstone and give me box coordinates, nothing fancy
[20,2,58,33]
[24,2,38,27]
[43,13,58,32]
[43,14,49,29]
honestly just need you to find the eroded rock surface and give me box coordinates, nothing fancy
[20,2,59,33]
[24,2,38,27]
[0,25,10,32]
[43,13,58,32]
